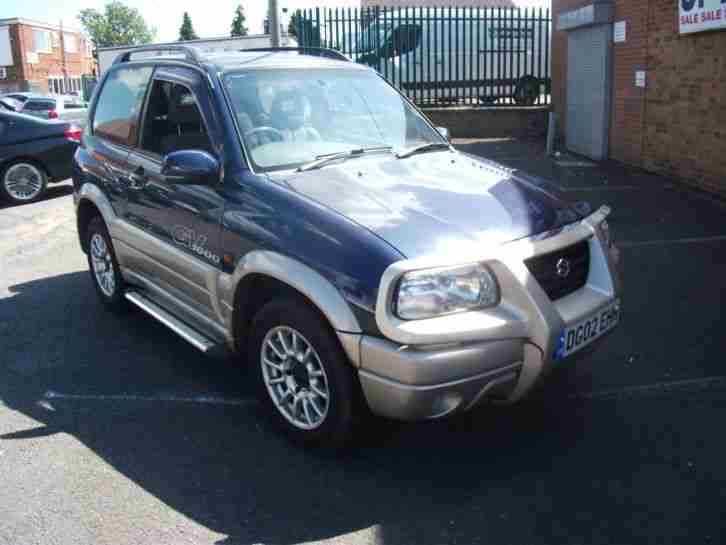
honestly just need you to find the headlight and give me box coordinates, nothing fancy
[395,264,499,320]
[600,219,612,248]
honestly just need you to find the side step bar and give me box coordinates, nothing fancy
[124,291,227,356]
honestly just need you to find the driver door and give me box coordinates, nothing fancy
[124,67,226,321]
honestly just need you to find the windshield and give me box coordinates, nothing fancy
[223,68,444,173]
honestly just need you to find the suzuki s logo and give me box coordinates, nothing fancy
[171,225,221,265]
[556,258,571,278]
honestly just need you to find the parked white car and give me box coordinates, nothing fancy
[20,95,88,126]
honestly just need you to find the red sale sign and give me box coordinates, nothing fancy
[679,0,726,34]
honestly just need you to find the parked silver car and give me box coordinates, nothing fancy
[20,95,88,126]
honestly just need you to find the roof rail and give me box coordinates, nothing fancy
[242,47,350,62]
[113,45,202,66]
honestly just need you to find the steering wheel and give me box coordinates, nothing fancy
[244,126,284,142]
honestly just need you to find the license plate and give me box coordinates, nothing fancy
[554,299,621,360]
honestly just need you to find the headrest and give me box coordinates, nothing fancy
[168,86,202,126]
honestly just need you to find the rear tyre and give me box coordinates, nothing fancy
[514,75,540,106]
[0,161,48,205]
[86,216,128,313]
[249,297,357,448]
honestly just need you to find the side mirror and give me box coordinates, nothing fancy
[436,126,451,141]
[161,150,219,186]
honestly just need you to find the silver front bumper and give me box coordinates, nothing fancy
[358,336,524,420]
[351,207,622,421]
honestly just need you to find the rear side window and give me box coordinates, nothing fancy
[93,66,152,146]
[24,100,55,111]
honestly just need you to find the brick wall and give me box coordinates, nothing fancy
[641,0,726,194]
[423,106,549,138]
[609,0,648,166]
[552,0,726,195]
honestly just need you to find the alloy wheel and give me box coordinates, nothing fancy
[260,326,330,430]
[3,163,44,201]
[90,233,116,297]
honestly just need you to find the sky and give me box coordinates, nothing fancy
[0,0,551,42]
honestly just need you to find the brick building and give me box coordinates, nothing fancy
[552,0,726,195]
[0,18,96,95]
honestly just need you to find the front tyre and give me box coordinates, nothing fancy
[86,216,127,312]
[249,298,356,448]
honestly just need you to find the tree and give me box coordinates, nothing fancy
[78,1,156,48]
[287,11,320,46]
[287,10,302,40]
[178,12,199,41]
[231,5,248,37]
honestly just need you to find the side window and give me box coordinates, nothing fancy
[93,66,152,146]
[140,80,212,156]
[24,100,55,111]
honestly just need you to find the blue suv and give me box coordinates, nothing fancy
[73,46,622,447]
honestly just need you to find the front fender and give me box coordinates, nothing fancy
[218,250,362,335]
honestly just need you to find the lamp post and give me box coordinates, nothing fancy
[269,0,281,47]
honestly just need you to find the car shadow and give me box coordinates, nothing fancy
[0,271,722,545]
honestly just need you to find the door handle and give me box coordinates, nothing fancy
[128,166,148,190]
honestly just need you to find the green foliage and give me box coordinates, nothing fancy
[179,12,199,41]
[231,5,249,37]
[291,12,321,47]
[287,10,302,39]
[78,1,156,48]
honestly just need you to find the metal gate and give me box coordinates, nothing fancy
[293,6,552,107]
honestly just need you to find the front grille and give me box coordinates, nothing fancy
[524,240,590,300]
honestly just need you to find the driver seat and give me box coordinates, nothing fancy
[269,91,321,142]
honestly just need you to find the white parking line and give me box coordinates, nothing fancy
[43,390,258,407]
[571,375,726,401]
[44,374,726,410]
[619,234,726,247]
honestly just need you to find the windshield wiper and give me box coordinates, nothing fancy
[395,142,451,159]
[297,146,393,172]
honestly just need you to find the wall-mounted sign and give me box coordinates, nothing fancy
[635,70,646,88]
[680,0,726,34]
[614,21,627,42]
[26,51,39,64]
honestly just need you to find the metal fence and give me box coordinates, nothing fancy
[295,6,551,107]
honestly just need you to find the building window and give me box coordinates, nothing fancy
[64,33,77,53]
[33,29,53,53]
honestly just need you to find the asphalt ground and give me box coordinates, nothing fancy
[1,140,725,545]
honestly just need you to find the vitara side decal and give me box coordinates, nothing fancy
[171,225,221,265]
